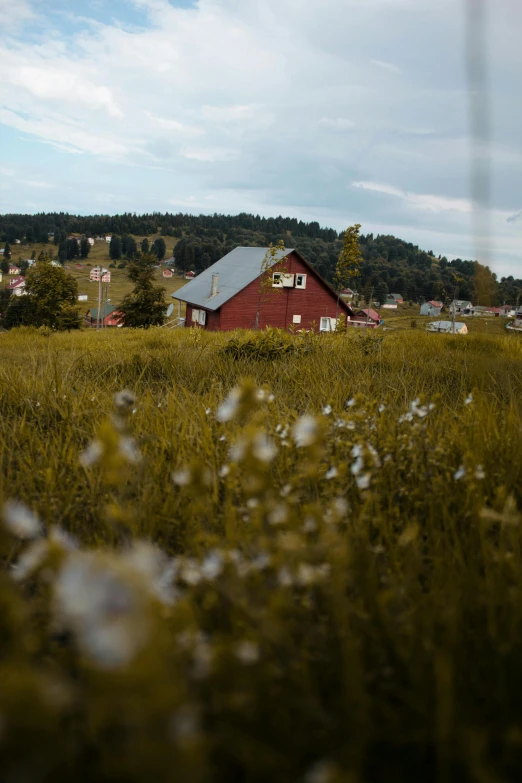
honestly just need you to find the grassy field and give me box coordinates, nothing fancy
[6,236,182,309]
[1,326,522,780]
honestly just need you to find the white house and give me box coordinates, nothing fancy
[449,300,472,315]
[105,236,112,244]
[90,266,111,283]
[9,277,26,297]
[426,320,468,334]
[9,265,21,275]
[420,300,443,316]
[78,294,88,302]
[87,238,95,246]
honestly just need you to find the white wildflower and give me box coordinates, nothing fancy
[356,473,371,490]
[454,466,466,481]
[216,386,242,422]
[351,444,363,459]
[201,551,224,580]
[123,541,176,605]
[280,484,292,498]
[296,563,316,586]
[367,444,382,468]
[475,465,486,480]
[322,404,332,416]
[268,504,288,525]
[12,539,49,581]
[218,464,230,478]
[251,553,270,571]
[119,436,141,464]
[114,390,135,412]
[180,559,202,586]
[332,497,348,517]
[378,404,386,413]
[247,498,259,509]
[252,433,278,463]
[205,407,212,415]
[235,640,259,665]
[303,517,317,532]
[465,393,473,405]
[267,393,275,403]
[345,398,356,408]
[292,415,318,448]
[279,427,288,439]
[3,500,42,539]
[172,469,192,486]
[325,467,338,480]
[219,435,227,442]
[278,566,293,586]
[229,438,247,462]
[275,424,282,433]
[79,439,103,468]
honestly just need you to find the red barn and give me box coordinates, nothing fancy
[163,269,173,278]
[172,247,354,332]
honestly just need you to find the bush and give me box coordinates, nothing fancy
[118,261,128,269]
[221,327,314,360]
[411,319,417,329]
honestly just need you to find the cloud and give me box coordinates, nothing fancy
[318,117,355,131]
[353,180,473,214]
[371,59,403,74]
[507,210,522,224]
[0,0,34,28]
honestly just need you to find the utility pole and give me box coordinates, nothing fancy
[96,269,102,331]
[451,283,458,335]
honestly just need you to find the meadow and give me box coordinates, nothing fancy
[1,325,522,782]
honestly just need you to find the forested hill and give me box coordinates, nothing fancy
[1,211,519,304]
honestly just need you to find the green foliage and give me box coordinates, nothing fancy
[335,222,362,291]
[0,329,521,779]
[375,280,388,305]
[14,256,81,330]
[80,236,91,259]
[4,241,11,261]
[110,235,122,260]
[119,253,167,328]
[222,327,314,360]
[141,238,149,254]
[152,237,166,261]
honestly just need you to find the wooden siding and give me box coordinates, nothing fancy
[219,251,349,332]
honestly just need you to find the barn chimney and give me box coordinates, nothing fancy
[210,273,219,297]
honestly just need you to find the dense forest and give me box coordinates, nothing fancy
[1,211,520,305]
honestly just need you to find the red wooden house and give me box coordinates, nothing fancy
[172,247,354,332]
[85,305,123,328]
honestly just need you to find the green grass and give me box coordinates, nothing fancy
[1,326,522,781]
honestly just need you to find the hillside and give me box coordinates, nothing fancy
[1,212,521,307]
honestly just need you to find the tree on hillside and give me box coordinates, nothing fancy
[123,235,137,259]
[119,253,167,328]
[80,237,91,259]
[375,281,388,306]
[4,242,11,261]
[20,256,80,330]
[110,235,122,260]
[0,259,8,275]
[25,226,35,244]
[66,238,80,261]
[335,224,362,293]
[152,237,166,262]
[141,238,149,254]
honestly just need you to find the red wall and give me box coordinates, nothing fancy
[219,252,349,332]
[185,305,221,331]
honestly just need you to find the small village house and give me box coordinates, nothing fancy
[420,300,443,316]
[382,301,397,310]
[9,265,21,275]
[185,270,196,280]
[85,305,123,327]
[163,269,173,279]
[426,320,468,334]
[497,304,515,316]
[349,308,381,329]
[105,236,112,244]
[387,293,404,305]
[172,247,354,332]
[0,248,4,254]
[87,238,95,246]
[449,299,472,315]
[8,277,27,297]
[340,287,355,300]
[78,294,88,302]
[90,267,111,283]
[75,263,84,270]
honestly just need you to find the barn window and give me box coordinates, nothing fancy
[198,310,206,326]
[192,309,200,322]
[320,317,331,332]
[292,315,301,324]
[295,274,307,289]
[272,273,282,288]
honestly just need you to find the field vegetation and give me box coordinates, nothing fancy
[1,326,522,781]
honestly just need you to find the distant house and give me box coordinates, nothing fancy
[449,300,472,315]
[105,236,112,244]
[420,300,443,316]
[349,308,381,329]
[90,267,111,283]
[426,320,468,334]
[163,256,175,266]
[498,304,515,316]
[9,277,27,297]
[163,269,173,278]
[75,263,84,270]
[14,239,21,245]
[51,260,62,268]
[25,259,35,267]
[185,270,196,280]
[9,265,21,275]
[388,293,404,304]
[340,287,355,300]
[87,238,95,246]
[382,302,397,310]
[85,305,123,328]
[0,249,4,254]
[78,294,88,302]
[172,247,354,332]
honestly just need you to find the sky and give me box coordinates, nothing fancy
[0,0,521,277]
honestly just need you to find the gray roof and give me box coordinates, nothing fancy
[427,320,466,331]
[171,247,293,311]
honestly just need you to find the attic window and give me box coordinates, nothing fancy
[295,274,307,289]
[272,273,283,288]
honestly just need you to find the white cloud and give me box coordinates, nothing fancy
[0,0,34,28]
[318,117,355,131]
[371,59,403,74]
[353,180,473,214]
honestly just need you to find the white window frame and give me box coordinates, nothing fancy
[192,308,200,322]
[295,273,307,290]
[292,315,301,324]
[320,317,331,332]
[272,273,282,288]
[198,310,206,326]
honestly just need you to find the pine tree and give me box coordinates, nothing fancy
[4,242,11,261]
[141,238,149,254]
[119,253,167,328]
[110,235,122,260]
[80,237,91,259]
[375,281,388,306]
[152,237,166,262]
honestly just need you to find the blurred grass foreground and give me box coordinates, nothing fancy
[1,325,522,782]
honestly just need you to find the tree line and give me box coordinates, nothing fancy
[1,212,520,305]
